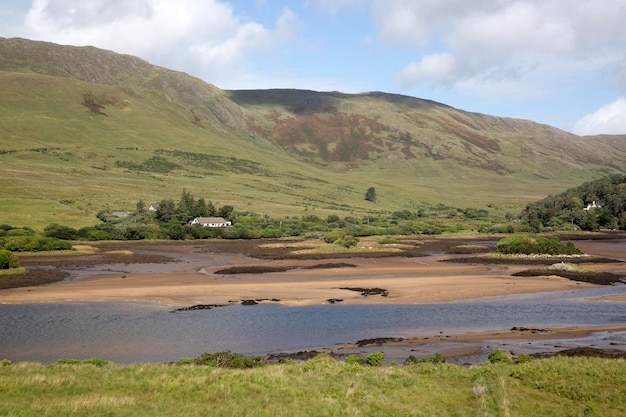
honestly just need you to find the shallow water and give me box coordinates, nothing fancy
[1,284,626,364]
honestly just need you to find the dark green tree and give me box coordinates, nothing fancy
[218,205,235,220]
[43,223,78,240]
[155,198,176,223]
[136,199,146,213]
[364,187,377,202]
[206,200,217,216]
[177,189,195,223]
[193,198,208,217]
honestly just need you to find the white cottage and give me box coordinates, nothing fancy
[189,217,231,227]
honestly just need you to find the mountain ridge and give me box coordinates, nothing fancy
[0,37,624,228]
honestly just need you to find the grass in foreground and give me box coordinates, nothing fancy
[1,355,624,416]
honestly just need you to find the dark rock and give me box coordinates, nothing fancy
[356,337,404,347]
[173,304,230,312]
[340,287,389,297]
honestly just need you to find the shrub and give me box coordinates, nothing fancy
[392,210,412,220]
[364,351,385,366]
[44,223,78,240]
[378,236,398,245]
[336,235,358,248]
[403,353,446,365]
[193,351,266,368]
[345,355,362,365]
[515,353,532,364]
[487,349,513,364]
[422,224,441,235]
[326,214,340,223]
[0,250,19,269]
[323,230,344,243]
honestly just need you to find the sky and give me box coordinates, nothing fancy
[1,0,626,136]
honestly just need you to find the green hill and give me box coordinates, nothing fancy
[1,37,625,229]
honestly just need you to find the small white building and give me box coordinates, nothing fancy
[584,201,602,211]
[189,217,231,227]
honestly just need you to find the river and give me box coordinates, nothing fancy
[1,284,625,364]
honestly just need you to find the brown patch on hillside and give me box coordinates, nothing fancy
[270,112,395,163]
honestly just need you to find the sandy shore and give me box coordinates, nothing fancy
[0,251,603,306]
[2,236,625,362]
[1,236,624,306]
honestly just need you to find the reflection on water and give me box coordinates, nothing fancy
[1,285,626,364]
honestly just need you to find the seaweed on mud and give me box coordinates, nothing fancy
[340,287,389,297]
[356,337,404,347]
[215,262,356,275]
[512,269,625,285]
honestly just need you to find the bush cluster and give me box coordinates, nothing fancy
[0,250,19,269]
[0,235,72,252]
[495,235,581,255]
[487,349,532,364]
[190,351,266,368]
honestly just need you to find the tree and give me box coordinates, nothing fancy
[43,223,78,240]
[177,189,195,223]
[364,187,377,202]
[155,198,176,223]
[218,205,235,220]
[193,198,208,217]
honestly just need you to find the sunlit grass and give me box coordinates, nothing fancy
[0,267,27,276]
[0,356,624,416]
[103,250,134,256]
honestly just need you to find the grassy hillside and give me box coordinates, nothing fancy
[1,355,625,416]
[1,37,625,230]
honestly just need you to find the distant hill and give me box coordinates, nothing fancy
[1,37,624,229]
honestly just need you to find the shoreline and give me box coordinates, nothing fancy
[2,236,625,363]
[302,324,626,363]
[0,259,604,306]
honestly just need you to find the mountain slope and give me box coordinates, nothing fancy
[226,89,623,175]
[0,37,624,229]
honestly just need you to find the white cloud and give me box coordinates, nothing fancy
[572,97,626,136]
[395,53,456,86]
[372,0,626,97]
[371,0,491,46]
[448,2,575,64]
[19,0,297,84]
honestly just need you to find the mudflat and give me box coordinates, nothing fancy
[1,234,624,306]
[2,233,625,361]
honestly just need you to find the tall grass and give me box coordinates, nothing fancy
[1,356,624,416]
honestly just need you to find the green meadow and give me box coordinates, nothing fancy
[1,355,625,416]
[2,38,625,230]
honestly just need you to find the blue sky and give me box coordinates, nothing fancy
[2,0,626,135]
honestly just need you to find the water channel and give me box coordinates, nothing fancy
[2,284,626,364]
